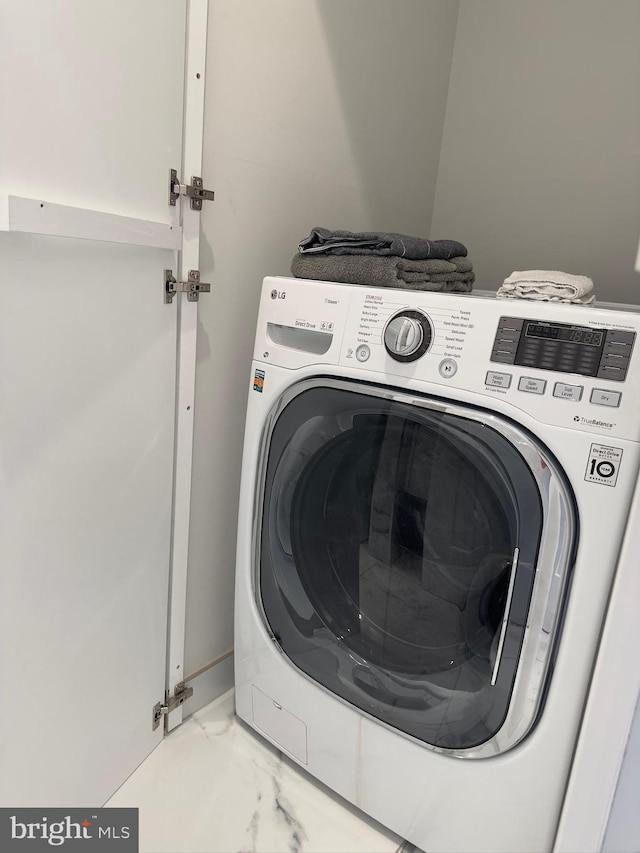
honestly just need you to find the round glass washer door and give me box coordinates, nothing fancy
[258,379,576,756]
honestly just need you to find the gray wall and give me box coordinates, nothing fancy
[431,0,640,303]
[185,0,460,688]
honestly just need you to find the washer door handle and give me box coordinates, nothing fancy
[491,547,520,686]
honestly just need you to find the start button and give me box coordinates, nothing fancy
[439,358,458,378]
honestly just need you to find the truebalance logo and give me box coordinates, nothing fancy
[1,809,138,851]
[573,415,615,430]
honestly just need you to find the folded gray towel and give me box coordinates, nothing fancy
[446,256,473,273]
[298,226,468,261]
[397,258,457,275]
[290,253,475,292]
[401,270,473,284]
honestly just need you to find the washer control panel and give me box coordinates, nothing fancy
[491,316,635,382]
[335,286,640,440]
[256,277,640,441]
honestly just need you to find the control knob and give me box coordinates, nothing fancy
[383,309,433,362]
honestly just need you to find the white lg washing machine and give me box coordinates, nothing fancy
[234,275,640,853]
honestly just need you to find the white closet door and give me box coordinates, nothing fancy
[0,0,187,806]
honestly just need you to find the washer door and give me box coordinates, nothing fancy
[258,379,576,756]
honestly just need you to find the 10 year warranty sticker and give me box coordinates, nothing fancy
[585,443,623,487]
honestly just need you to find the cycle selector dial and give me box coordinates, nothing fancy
[383,309,433,362]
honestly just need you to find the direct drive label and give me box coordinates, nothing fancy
[585,443,623,487]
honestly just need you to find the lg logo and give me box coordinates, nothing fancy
[270,289,286,300]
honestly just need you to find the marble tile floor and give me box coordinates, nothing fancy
[107,689,421,853]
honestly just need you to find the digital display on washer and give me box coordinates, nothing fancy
[490,317,636,381]
[515,320,606,376]
[525,323,604,347]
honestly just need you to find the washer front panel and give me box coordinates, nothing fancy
[235,278,640,851]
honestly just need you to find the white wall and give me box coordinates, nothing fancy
[431,0,640,303]
[184,0,460,692]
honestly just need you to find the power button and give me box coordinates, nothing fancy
[438,358,458,378]
[356,345,370,362]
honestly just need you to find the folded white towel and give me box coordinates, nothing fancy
[497,270,595,305]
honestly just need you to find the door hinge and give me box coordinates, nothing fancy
[152,682,194,731]
[164,269,211,304]
[169,168,215,210]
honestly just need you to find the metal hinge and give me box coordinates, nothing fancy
[168,168,215,210]
[164,269,211,304]
[152,682,194,730]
